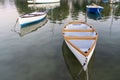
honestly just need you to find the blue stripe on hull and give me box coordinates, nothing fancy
[20,17,46,27]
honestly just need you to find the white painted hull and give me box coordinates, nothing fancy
[63,21,98,71]
[18,12,47,27]
[65,40,96,71]
[27,0,60,3]
[19,17,48,37]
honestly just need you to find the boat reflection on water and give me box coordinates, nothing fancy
[28,2,60,10]
[15,17,48,37]
[62,41,95,80]
[102,0,109,3]
[87,12,102,20]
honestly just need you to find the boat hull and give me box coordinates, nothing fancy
[18,12,47,27]
[86,4,103,14]
[27,0,60,4]
[19,17,48,37]
[65,40,96,71]
[87,7,103,13]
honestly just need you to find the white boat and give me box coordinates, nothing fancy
[19,17,48,37]
[62,21,98,71]
[18,11,47,27]
[27,0,60,4]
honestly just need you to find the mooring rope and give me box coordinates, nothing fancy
[11,18,18,32]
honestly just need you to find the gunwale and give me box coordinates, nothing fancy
[20,12,46,18]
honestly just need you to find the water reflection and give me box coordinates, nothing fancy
[13,17,48,37]
[87,12,102,20]
[102,0,109,3]
[14,0,120,22]
[28,2,60,10]
[0,0,15,9]
[100,2,120,18]
[112,4,120,18]
[0,0,120,80]
[68,0,87,20]
[0,0,5,6]
[47,0,69,22]
[109,3,120,35]
[62,41,95,80]
[14,0,30,15]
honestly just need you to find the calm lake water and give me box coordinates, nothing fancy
[0,0,120,80]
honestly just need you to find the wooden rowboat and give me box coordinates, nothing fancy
[62,21,98,71]
[18,11,47,27]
